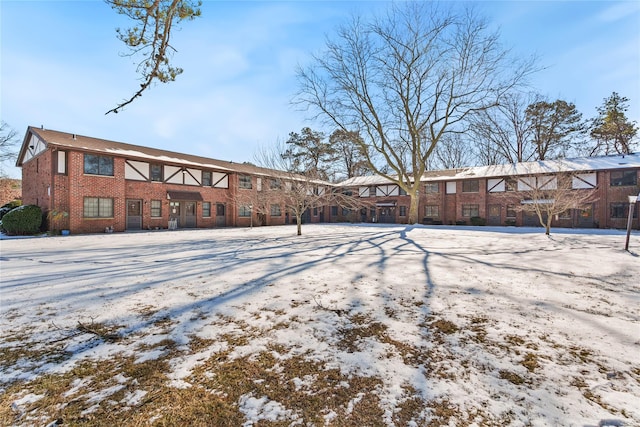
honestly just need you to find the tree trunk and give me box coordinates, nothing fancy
[296,214,302,235]
[408,189,420,224]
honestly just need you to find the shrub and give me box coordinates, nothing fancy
[505,219,516,226]
[470,216,486,226]
[0,200,22,221]
[1,205,43,235]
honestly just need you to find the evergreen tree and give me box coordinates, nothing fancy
[589,92,638,155]
[526,100,584,160]
[282,128,337,180]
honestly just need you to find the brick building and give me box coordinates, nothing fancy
[339,155,640,229]
[16,127,331,233]
[16,126,640,233]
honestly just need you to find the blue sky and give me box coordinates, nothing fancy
[1,1,639,178]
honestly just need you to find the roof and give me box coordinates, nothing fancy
[339,153,640,186]
[18,126,639,187]
[18,126,317,181]
[429,154,640,181]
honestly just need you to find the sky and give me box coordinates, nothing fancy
[1,1,639,179]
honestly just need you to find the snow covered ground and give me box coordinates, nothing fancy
[1,224,639,426]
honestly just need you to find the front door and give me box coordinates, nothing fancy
[576,204,594,228]
[126,199,142,230]
[184,202,196,228]
[170,202,181,228]
[487,204,501,226]
[216,203,226,227]
[378,207,396,223]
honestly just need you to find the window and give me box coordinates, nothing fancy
[610,203,637,219]
[425,183,439,193]
[239,205,251,217]
[83,197,113,218]
[399,206,407,216]
[239,175,252,189]
[610,170,637,187]
[462,180,479,193]
[84,154,113,176]
[506,204,516,218]
[202,171,212,186]
[558,209,571,219]
[150,164,163,182]
[151,200,162,217]
[203,202,211,217]
[488,205,501,217]
[270,179,281,190]
[331,206,338,216]
[505,179,517,192]
[342,207,349,216]
[462,204,479,217]
[313,207,318,216]
[270,204,282,216]
[57,151,67,175]
[424,205,439,217]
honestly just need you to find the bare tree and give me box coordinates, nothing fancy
[432,133,475,169]
[510,173,597,235]
[469,92,538,165]
[253,143,330,235]
[255,142,370,235]
[105,0,202,114]
[1,121,19,177]
[329,129,372,180]
[295,2,536,223]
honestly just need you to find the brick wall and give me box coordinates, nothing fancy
[0,179,22,206]
[21,150,52,210]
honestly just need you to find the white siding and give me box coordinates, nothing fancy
[23,135,46,162]
[359,186,369,197]
[376,185,399,197]
[572,173,597,189]
[165,165,182,184]
[539,176,557,190]
[185,168,200,186]
[518,177,536,191]
[257,178,262,191]
[125,160,149,180]
[487,178,505,193]
[212,172,228,188]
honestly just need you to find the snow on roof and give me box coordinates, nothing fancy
[22,127,639,186]
[338,153,640,186]
[434,153,640,181]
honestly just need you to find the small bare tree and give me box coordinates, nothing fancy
[229,181,274,226]
[1,121,19,177]
[255,142,369,235]
[511,173,598,236]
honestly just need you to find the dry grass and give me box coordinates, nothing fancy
[0,304,633,426]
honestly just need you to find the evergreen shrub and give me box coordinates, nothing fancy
[1,205,43,235]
